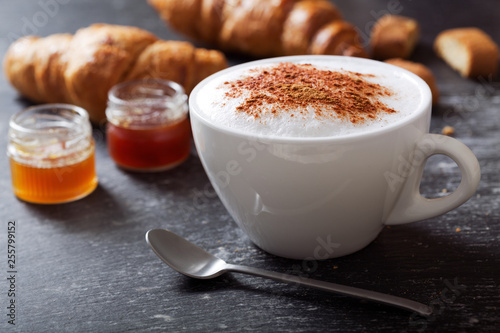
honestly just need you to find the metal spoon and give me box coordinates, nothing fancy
[146,228,432,316]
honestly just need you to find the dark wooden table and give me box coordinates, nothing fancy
[0,1,499,332]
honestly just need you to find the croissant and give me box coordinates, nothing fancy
[3,23,228,122]
[148,0,368,58]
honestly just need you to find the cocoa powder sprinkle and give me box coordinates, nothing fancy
[224,63,396,124]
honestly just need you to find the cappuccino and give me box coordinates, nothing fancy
[192,57,427,138]
[189,56,479,259]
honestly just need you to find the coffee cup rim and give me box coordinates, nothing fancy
[189,55,432,143]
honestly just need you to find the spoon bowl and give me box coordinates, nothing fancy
[146,228,432,316]
[146,227,227,279]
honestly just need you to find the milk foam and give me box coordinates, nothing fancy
[192,58,426,138]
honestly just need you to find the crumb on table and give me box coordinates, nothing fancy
[442,125,455,135]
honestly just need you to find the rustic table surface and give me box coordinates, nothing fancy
[0,0,499,332]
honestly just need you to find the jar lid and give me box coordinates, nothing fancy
[106,79,188,129]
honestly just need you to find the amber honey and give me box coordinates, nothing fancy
[106,79,190,171]
[107,119,190,171]
[8,104,98,204]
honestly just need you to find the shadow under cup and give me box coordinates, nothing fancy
[189,55,481,260]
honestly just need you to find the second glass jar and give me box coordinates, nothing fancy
[8,104,98,204]
[106,79,191,172]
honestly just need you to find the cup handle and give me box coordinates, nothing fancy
[385,133,480,225]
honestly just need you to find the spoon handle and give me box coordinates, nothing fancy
[226,264,431,316]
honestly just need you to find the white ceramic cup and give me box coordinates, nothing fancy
[189,56,481,260]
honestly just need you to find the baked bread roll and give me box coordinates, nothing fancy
[385,58,439,105]
[148,0,367,58]
[434,27,499,78]
[3,24,228,122]
[370,14,419,60]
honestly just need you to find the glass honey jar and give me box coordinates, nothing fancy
[7,104,98,204]
[105,79,191,172]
